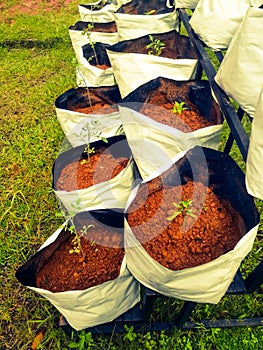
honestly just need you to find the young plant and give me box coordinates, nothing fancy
[71,57,94,111]
[69,223,95,258]
[79,124,108,164]
[82,23,99,66]
[145,35,166,56]
[57,200,96,259]
[171,101,187,115]
[167,199,196,221]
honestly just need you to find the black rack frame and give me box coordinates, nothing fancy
[59,9,263,335]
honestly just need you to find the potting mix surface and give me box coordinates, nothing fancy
[56,147,129,191]
[141,93,215,132]
[71,102,118,114]
[127,181,245,270]
[36,219,124,292]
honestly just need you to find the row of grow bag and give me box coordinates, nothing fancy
[16,0,260,332]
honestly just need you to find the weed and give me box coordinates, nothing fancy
[124,325,137,342]
[68,331,94,350]
[167,199,196,221]
[145,35,166,56]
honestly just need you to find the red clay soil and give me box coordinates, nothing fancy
[71,101,118,114]
[139,100,214,132]
[56,147,129,191]
[127,180,245,270]
[36,218,124,292]
[95,64,111,70]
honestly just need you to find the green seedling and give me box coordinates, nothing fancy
[167,199,196,221]
[69,224,95,257]
[144,9,156,15]
[82,23,99,66]
[145,35,166,56]
[171,101,187,115]
[79,124,108,164]
[80,144,96,165]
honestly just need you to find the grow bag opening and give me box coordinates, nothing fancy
[55,86,121,113]
[108,30,198,60]
[16,209,126,289]
[52,135,132,191]
[120,77,222,126]
[69,21,117,33]
[82,42,112,68]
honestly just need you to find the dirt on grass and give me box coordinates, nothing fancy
[0,0,79,22]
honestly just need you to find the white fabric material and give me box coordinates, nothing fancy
[189,0,254,50]
[116,0,132,6]
[246,86,263,199]
[69,27,118,62]
[69,26,118,87]
[107,51,198,98]
[114,10,179,41]
[215,7,263,118]
[55,108,124,147]
[76,53,116,87]
[175,0,199,8]
[27,225,140,331]
[54,158,135,214]
[124,188,259,303]
[118,105,222,180]
[78,3,118,22]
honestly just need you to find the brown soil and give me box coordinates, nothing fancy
[126,78,222,132]
[65,87,120,115]
[56,147,129,191]
[90,21,117,33]
[96,64,111,71]
[127,180,245,270]
[36,218,124,292]
[140,100,214,132]
[71,102,118,115]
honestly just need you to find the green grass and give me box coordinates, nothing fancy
[1,3,263,349]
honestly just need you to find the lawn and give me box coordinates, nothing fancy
[0,1,262,349]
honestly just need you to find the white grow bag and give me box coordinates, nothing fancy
[69,22,118,62]
[78,2,118,22]
[16,216,140,331]
[114,9,179,41]
[55,86,123,147]
[215,7,263,118]
[52,136,136,215]
[118,77,223,180]
[175,0,199,9]
[124,147,259,304]
[246,85,263,200]
[189,0,255,50]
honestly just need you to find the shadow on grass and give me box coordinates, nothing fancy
[0,37,65,49]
